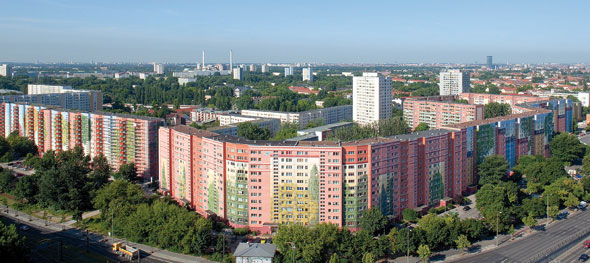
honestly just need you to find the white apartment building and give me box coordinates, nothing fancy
[249,64,257,72]
[218,114,261,126]
[261,64,269,73]
[0,64,10,78]
[303,67,313,81]
[28,84,73,94]
[153,63,165,74]
[352,72,392,125]
[284,66,293,77]
[577,92,590,107]
[439,69,470,96]
[233,67,243,80]
[241,105,352,128]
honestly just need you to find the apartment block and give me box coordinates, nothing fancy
[353,73,392,125]
[0,90,103,112]
[241,105,352,128]
[403,96,484,129]
[439,70,470,96]
[0,103,163,178]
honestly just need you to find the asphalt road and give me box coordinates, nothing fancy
[452,209,590,263]
[2,215,170,263]
[551,233,590,263]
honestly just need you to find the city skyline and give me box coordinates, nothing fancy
[2,0,590,64]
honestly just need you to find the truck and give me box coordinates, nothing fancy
[112,242,139,259]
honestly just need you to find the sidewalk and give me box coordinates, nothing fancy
[0,204,214,263]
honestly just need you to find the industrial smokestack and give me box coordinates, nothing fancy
[202,50,205,69]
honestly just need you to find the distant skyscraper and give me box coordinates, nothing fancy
[233,67,243,80]
[153,63,165,74]
[302,67,313,81]
[249,64,257,72]
[0,64,11,78]
[284,66,293,77]
[486,56,493,68]
[261,64,269,73]
[353,72,392,125]
[439,70,470,96]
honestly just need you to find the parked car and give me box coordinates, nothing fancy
[557,211,569,220]
[462,206,471,211]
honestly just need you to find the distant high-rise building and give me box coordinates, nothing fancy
[261,64,269,73]
[353,72,392,125]
[0,64,11,78]
[249,64,257,72]
[284,66,293,77]
[486,56,493,68]
[302,67,313,81]
[233,67,243,80]
[439,69,470,96]
[153,63,165,74]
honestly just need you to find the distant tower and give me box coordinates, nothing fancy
[230,49,233,71]
[202,50,205,69]
[439,69,470,96]
[303,67,313,81]
[486,56,493,68]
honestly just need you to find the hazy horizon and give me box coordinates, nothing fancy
[2,0,590,64]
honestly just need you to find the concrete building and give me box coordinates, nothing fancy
[303,67,313,81]
[208,118,280,136]
[234,243,276,263]
[178,78,196,86]
[0,64,11,78]
[352,72,392,125]
[439,70,470,96]
[284,66,293,77]
[403,96,484,129]
[27,84,73,94]
[233,67,243,81]
[459,93,546,107]
[233,86,251,98]
[577,92,590,107]
[0,102,163,179]
[261,64,269,73]
[219,114,261,126]
[159,99,564,233]
[241,105,352,128]
[153,63,165,74]
[0,91,103,111]
[487,56,493,68]
[249,64,257,72]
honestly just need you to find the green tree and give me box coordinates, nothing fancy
[417,244,432,263]
[549,133,586,163]
[564,193,579,208]
[113,162,138,181]
[0,169,15,193]
[522,215,538,228]
[272,123,299,141]
[484,102,511,118]
[329,253,341,263]
[548,206,559,219]
[6,131,37,159]
[0,221,28,263]
[402,208,420,223]
[13,174,39,203]
[359,207,388,235]
[583,155,590,174]
[478,155,509,185]
[89,155,111,189]
[362,252,375,263]
[414,122,429,132]
[455,234,471,253]
[237,122,271,140]
[582,176,590,193]
[92,179,145,220]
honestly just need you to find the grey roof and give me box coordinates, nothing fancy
[297,122,353,134]
[233,243,276,258]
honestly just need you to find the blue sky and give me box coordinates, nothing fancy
[1,0,589,64]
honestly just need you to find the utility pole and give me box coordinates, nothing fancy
[407,228,412,263]
[546,193,550,227]
[111,210,114,242]
[85,230,89,253]
[496,211,502,246]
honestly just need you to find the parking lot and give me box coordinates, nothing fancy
[0,160,35,176]
[442,194,482,219]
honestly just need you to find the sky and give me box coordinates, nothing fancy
[1,0,590,64]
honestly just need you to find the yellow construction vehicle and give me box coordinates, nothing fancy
[112,242,139,259]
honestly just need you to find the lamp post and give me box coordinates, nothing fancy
[496,211,502,247]
[546,193,550,227]
[287,242,296,263]
[407,228,413,263]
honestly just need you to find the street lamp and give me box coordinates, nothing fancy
[287,242,296,263]
[407,227,413,263]
[496,211,502,247]
[546,193,550,227]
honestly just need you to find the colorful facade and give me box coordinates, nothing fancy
[0,103,163,179]
[160,99,575,233]
[403,96,484,129]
